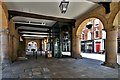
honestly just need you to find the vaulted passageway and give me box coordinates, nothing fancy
[0,1,120,79]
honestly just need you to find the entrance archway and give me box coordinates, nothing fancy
[76,18,106,61]
[26,41,38,57]
[27,41,37,52]
[76,18,106,36]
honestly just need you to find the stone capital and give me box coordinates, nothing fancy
[76,35,81,38]
[105,25,118,32]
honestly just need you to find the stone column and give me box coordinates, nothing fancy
[102,30,119,68]
[0,29,9,65]
[74,35,82,59]
[72,37,76,57]
[72,28,76,57]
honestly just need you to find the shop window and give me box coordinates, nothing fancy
[86,43,93,53]
[62,32,71,52]
[94,30,99,39]
[96,31,99,38]
[94,19,99,27]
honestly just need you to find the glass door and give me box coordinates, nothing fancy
[62,32,71,56]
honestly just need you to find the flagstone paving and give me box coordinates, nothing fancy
[2,54,119,80]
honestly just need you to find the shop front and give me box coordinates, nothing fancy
[81,40,94,53]
[52,22,72,58]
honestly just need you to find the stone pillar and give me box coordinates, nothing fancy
[74,35,82,59]
[72,28,75,57]
[0,29,9,65]
[102,30,119,68]
[72,37,76,57]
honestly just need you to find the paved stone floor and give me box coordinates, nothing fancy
[2,52,119,80]
[81,53,105,61]
[81,53,120,64]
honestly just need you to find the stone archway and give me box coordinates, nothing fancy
[75,13,108,34]
[113,11,120,28]
[74,18,106,59]
[107,2,120,29]
[27,41,38,52]
[102,6,120,68]
[25,39,40,50]
[72,10,108,58]
[71,2,119,67]
[76,15,107,36]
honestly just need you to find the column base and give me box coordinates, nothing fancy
[73,54,82,59]
[101,62,120,68]
[2,58,11,70]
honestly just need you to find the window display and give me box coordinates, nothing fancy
[62,32,71,52]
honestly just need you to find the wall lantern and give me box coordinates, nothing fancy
[86,24,92,29]
[59,0,69,14]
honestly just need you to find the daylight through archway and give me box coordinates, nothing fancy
[77,18,106,61]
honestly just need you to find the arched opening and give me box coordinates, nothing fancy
[76,18,106,61]
[113,10,120,65]
[26,41,38,56]
[27,41,37,52]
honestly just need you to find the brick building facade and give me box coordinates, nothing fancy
[81,19,106,53]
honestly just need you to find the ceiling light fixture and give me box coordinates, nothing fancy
[22,34,48,37]
[21,32,49,34]
[14,21,46,26]
[59,0,69,14]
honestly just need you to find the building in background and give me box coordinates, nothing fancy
[81,19,106,53]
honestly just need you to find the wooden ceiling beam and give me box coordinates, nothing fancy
[9,10,76,23]
[20,33,48,35]
[15,23,51,29]
[18,29,59,33]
